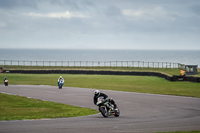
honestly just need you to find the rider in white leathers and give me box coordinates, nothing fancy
[58,76,64,85]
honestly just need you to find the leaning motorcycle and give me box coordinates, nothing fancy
[58,80,64,89]
[4,80,8,86]
[96,97,120,118]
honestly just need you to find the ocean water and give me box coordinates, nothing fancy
[0,49,199,66]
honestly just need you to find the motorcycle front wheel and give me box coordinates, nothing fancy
[99,106,108,118]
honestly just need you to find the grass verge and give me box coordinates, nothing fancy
[0,66,184,76]
[1,73,200,97]
[0,92,98,121]
[1,65,200,77]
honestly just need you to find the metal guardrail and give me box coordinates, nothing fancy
[0,60,182,68]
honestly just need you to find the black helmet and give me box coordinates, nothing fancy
[94,90,100,97]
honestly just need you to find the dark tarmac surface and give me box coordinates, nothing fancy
[0,84,200,133]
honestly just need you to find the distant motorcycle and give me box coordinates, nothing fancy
[4,79,8,86]
[96,96,120,118]
[58,80,64,89]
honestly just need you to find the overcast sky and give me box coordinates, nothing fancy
[0,0,200,50]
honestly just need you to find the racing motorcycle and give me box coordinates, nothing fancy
[96,96,120,118]
[58,80,64,89]
[4,79,8,86]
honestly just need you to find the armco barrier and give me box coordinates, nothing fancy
[0,60,181,68]
[3,70,200,83]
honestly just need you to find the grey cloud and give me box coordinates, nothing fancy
[191,5,200,15]
[0,0,95,11]
[0,0,200,50]
[105,6,122,17]
[0,0,38,9]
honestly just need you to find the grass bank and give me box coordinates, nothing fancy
[1,65,200,77]
[1,73,200,97]
[1,66,183,76]
[0,92,98,120]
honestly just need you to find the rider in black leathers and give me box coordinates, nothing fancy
[93,90,117,110]
[4,77,8,86]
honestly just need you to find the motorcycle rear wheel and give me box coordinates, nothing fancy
[114,107,120,117]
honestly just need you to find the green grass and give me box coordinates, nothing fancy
[0,65,184,76]
[1,73,200,97]
[1,65,200,76]
[0,92,98,120]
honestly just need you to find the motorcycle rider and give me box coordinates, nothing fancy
[93,90,117,111]
[58,76,64,85]
[4,77,8,86]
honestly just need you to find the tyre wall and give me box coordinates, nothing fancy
[3,70,200,83]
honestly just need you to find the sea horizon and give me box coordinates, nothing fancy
[1,48,200,51]
[0,49,199,66]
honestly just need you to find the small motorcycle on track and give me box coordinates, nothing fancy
[58,80,64,89]
[4,79,8,86]
[96,97,120,118]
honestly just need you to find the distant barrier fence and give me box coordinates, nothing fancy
[0,60,183,68]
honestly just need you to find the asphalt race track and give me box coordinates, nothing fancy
[0,84,200,133]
